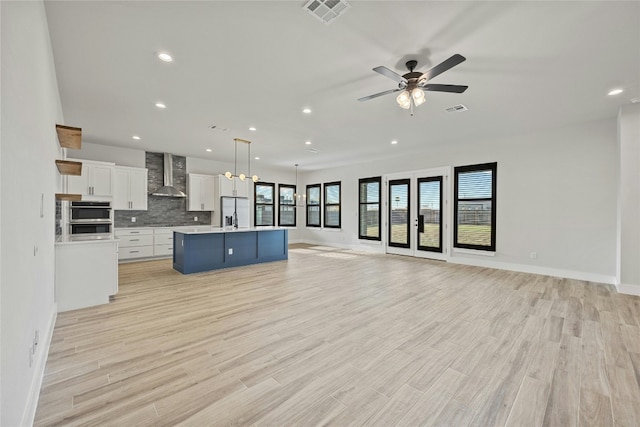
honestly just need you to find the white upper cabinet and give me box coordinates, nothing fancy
[114,166,148,210]
[215,175,250,198]
[234,178,250,198]
[66,159,114,199]
[188,173,216,211]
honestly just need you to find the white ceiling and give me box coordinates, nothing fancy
[44,1,640,172]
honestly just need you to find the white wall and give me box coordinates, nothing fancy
[69,143,304,240]
[1,1,63,425]
[67,142,145,167]
[617,103,640,294]
[299,119,618,283]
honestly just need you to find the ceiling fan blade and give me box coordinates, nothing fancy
[423,84,468,93]
[373,66,407,84]
[420,54,466,81]
[358,88,401,102]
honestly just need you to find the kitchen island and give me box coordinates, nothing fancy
[173,227,288,274]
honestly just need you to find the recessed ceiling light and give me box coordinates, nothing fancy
[254,156,260,160]
[132,135,141,140]
[391,140,398,145]
[305,141,312,145]
[158,53,173,62]
[608,88,624,96]
[206,148,212,152]
[155,102,166,109]
[302,108,312,114]
[249,127,256,131]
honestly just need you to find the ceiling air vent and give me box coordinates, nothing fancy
[304,0,351,25]
[445,104,468,113]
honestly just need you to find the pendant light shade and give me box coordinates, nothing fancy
[411,88,426,106]
[396,90,411,109]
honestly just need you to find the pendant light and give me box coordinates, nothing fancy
[294,163,305,206]
[225,138,259,183]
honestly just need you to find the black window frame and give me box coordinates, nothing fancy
[254,181,275,227]
[306,184,321,227]
[323,181,341,229]
[358,176,382,241]
[278,184,296,227]
[453,162,497,252]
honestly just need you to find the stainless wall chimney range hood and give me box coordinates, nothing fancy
[151,153,187,198]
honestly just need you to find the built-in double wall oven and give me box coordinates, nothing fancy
[69,201,113,234]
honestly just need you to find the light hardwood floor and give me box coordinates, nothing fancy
[35,244,640,426]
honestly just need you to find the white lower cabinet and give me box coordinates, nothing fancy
[116,228,154,260]
[153,228,174,256]
[55,240,118,312]
[115,227,176,260]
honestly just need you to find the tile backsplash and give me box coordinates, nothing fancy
[114,152,211,227]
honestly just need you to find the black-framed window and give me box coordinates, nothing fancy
[306,184,321,227]
[454,162,497,251]
[324,182,341,228]
[278,184,296,227]
[254,182,275,226]
[359,177,381,240]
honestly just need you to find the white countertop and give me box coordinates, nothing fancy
[56,233,118,245]
[174,226,284,235]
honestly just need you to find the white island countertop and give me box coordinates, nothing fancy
[174,226,284,235]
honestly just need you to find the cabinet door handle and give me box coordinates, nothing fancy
[130,239,139,242]
[130,250,139,253]
[130,231,139,234]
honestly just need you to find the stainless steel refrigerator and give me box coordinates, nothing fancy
[220,197,250,228]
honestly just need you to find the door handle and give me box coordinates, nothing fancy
[418,215,424,233]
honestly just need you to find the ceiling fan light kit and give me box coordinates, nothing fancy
[359,54,468,115]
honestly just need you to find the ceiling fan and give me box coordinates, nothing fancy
[358,54,468,115]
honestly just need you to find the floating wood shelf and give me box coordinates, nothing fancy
[56,124,82,150]
[55,160,82,176]
[55,193,82,201]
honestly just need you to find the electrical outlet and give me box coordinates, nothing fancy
[228,248,233,255]
[530,252,537,259]
[131,217,136,223]
[194,216,198,221]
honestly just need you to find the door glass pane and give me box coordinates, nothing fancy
[389,181,409,247]
[418,178,441,251]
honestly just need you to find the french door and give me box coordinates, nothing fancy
[386,167,449,260]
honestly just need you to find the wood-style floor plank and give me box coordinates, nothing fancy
[34,244,640,426]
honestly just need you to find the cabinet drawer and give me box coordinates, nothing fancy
[118,235,154,247]
[115,228,153,237]
[154,228,174,235]
[154,234,174,245]
[154,244,173,256]
[118,245,154,259]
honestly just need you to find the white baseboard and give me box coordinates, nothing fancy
[618,283,640,296]
[20,304,57,427]
[295,239,616,285]
[447,256,616,285]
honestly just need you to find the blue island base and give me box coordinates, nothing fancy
[173,229,288,274]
